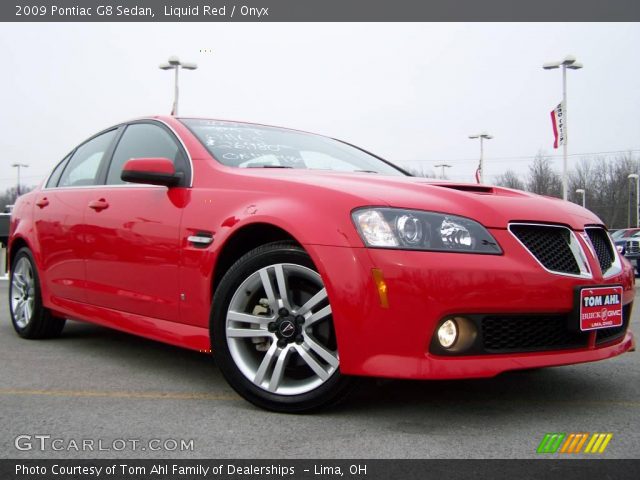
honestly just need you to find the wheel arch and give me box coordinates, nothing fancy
[209,232,354,410]
[8,235,33,270]
[211,222,303,299]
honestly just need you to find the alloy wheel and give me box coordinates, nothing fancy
[225,263,339,396]
[11,256,35,329]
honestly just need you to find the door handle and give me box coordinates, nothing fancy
[188,232,214,247]
[35,198,49,208]
[88,199,109,211]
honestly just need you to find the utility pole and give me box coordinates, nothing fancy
[543,55,583,200]
[434,164,452,179]
[468,133,493,184]
[628,174,639,228]
[159,56,198,116]
[11,163,29,197]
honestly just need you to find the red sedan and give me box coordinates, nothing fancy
[8,116,636,411]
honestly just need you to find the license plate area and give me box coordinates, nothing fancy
[577,286,623,331]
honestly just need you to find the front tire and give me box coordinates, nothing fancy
[212,242,354,412]
[9,247,66,339]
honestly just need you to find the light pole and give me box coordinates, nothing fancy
[575,188,586,208]
[434,163,452,179]
[468,133,493,184]
[628,174,639,228]
[11,163,28,196]
[159,56,198,116]
[543,55,583,201]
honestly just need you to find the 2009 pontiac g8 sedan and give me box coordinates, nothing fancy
[8,116,636,412]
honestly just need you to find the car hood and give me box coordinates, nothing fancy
[233,169,603,230]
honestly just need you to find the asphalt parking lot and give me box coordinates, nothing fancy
[0,280,638,459]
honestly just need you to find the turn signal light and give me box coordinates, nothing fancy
[371,268,389,308]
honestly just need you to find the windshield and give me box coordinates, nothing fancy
[180,119,406,176]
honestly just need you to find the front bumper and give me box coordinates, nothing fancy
[305,228,635,380]
[624,253,640,264]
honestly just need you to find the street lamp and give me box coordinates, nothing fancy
[575,188,586,208]
[628,173,639,228]
[11,163,28,196]
[434,163,452,179]
[159,55,198,116]
[543,55,583,201]
[468,133,493,184]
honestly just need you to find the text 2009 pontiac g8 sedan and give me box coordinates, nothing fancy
[8,116,636,411]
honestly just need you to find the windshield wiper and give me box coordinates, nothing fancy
[353,170,379,174]
[246,165,293,169]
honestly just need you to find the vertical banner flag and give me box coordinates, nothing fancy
[550,101,565,149]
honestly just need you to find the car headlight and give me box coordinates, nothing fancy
[352,207,502,254]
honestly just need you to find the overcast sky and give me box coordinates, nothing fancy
[1,22,639,190]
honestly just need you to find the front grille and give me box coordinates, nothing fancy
[586,228,614,273]
[626,240,640,254]
[510,224,580,275]
[481,315,588,353]
[596,305,631,344]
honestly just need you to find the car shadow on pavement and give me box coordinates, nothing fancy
[50,320,224,392]
[46,320,632,417]
[337,367,629,419]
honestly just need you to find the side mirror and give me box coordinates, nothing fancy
[121,158,183,187]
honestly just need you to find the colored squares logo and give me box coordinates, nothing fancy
[537,433,613,454]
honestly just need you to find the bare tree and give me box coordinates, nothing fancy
[402,165,435,178]
[527,152,562,197]
[0,186,22,212]
[494,170,525,190]
[566,155,637,228]
[568,157,595,208]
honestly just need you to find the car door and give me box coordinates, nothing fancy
[83,121,191,322]
[33,128,118,304]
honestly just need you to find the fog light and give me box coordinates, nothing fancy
[437,319,458,348]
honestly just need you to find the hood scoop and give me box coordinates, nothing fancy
[430,183,495,194]
[426,183,530,198]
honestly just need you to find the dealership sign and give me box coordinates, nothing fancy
[579,286,623,331]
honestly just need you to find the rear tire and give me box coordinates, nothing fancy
[212,241,354,412]
[9,247,66,339]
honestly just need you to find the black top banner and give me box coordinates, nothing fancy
[2,0,640,22]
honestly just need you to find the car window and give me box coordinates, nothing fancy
[45,154,72,188]
[181,118,406,176]
[106,123,184,185]
[58,130,117,188]
[300,151,361,172]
